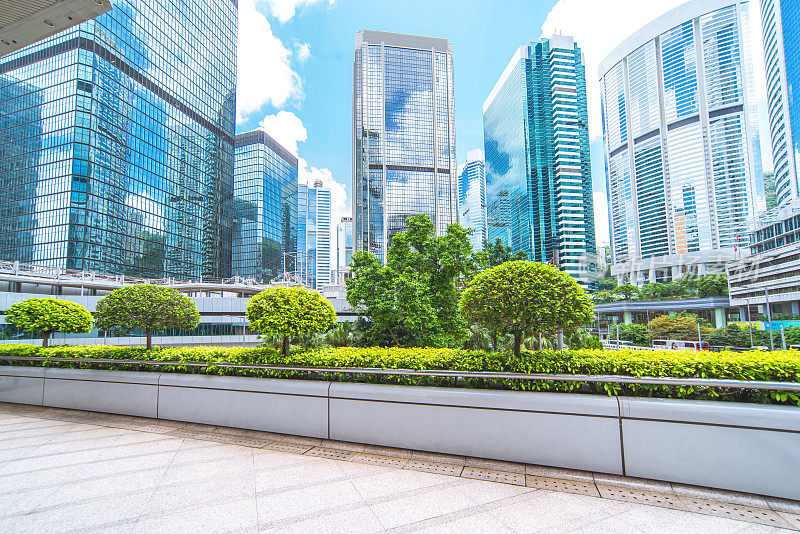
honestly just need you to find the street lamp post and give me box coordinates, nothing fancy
[765,288,774,351]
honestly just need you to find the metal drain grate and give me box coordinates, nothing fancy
[305,447,357,461]
[261,442,312,454]
[166,429,219,441]
[404,460,464,477]
[132,425,176,434]
[596,485,686,510]
[680,497,793,529]
[207,435,269,448]
[352,453,409,469]
[526,475,600,497]
[461,467,526,486]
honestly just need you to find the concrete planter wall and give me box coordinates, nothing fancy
[1,366,798,500]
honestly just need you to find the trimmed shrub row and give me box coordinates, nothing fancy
[1,344,799,406]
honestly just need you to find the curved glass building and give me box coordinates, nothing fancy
[458,149,487,252]
[0,0,236,279]
[352,31,457,262]
[600,0,763,285]
[761,0,800,207]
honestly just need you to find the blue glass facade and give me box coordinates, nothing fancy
[458,150,487,252]
[0,0,236,279]
[483,37,596,288]
[353,31,457,262]
[762,0,800,206]
[232,130,298,283]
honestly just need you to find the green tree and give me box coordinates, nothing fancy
[347,214,476,347]
[612,283,639,301]
[459,261,594,357]
[697,273,728,298]
[647,313,712,342]
[479,238,528,268]
[5,298,93,347]
[617,323,649,345]
[94,284,200,349]
[637,281,689,301]
[764,171,777,211]
[593,290,613,304]
[598,276,616,291]
[246,286,336,357]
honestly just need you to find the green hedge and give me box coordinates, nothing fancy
[1,344,799,406]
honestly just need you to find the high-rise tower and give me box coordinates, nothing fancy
[458,150,487,252]
[761,0,800,207]
[600,0,763,285]
[483,37,596,289]
[0,0,236,279]
[353,30,457,262]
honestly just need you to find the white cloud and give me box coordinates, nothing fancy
[237,0,302,123]
[295,42,312,64]
[258,111,307,155]
[264,0,334,24]
[593,191,609,249]
[299,159,349,267]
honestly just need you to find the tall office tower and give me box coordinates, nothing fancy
[298,180,332,289]
[483,36,596,289]
[761,0,800,207]
[0,0,236,279]
[353,30,457,262]
[600,0,764,286]
[337,216,353,269]
[458,149,487,252]
[232,130,299,283]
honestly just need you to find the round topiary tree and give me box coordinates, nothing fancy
[459,261,594,357]
[94,284,200,349]
[246,286,336,358]
[5,298,93,347]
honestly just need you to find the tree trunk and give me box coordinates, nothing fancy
[146,330,152,350]
[513,332,522,357]
[557,329,564,351]
[282,336,290,358]
[42,332,50,348]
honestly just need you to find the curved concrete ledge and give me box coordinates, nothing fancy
[0,366,798,500]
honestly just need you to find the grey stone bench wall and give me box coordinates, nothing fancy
[1,366,797,500]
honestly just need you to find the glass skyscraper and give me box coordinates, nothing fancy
[232,130,298,283]
[458,149,487,252]
[0,0,236,280]
[761,0,800,207]
[483,37,596,289]
[600,0,763,285]
[353,30,457,262]
[298,181,331,289]
[337,216,353,270]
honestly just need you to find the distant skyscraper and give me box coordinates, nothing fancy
[337,216,353,269]
[483,37,596,289]
[353,30,457,262]
[232,130,298,283]
[458,149,487,252]
[0,0,236,279]
[600,0,763,286]
[298,180,331,289]
[761,0,800,207]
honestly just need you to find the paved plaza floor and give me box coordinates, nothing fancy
[1,402,798,533]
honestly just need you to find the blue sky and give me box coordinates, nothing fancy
[236,0,771,251]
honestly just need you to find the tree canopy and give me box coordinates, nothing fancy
[459,261,594,357]
[94,284,200,349]
[346,214,476,347]
[647,313,713,342]
[612,284,639,301]
[246,286,336,357]
[5,298,93,347]
[697,273,728,298]
[479,238,528,268]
